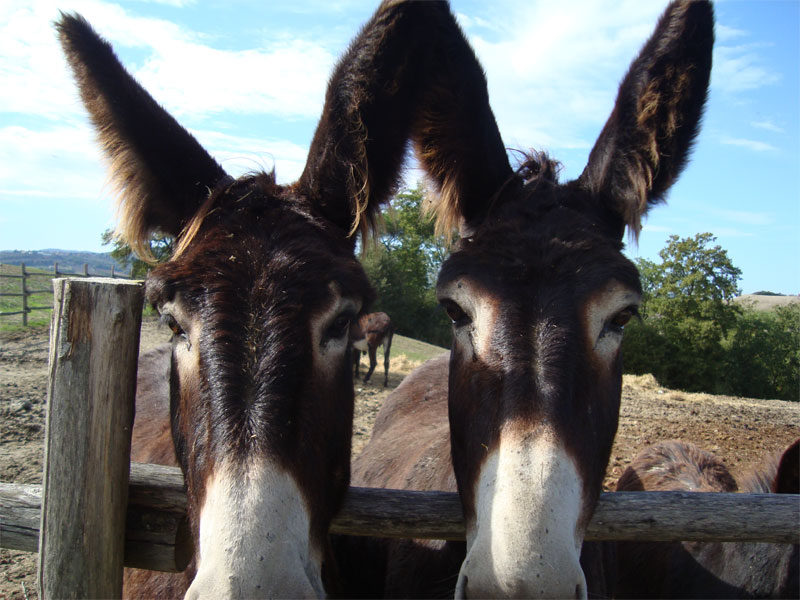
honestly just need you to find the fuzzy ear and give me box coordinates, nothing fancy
[298,0,455,241]
[773,439,799,494]
[579,0,714,240]
[57,13,228,259]
[412,6,513,236]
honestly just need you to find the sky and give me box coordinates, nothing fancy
[1,0,798,294]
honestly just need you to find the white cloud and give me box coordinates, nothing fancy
[192,129,310,183]
[134,39,333,120]
[712,43,781,94]
[454,0,670,160]
[0,0,336,122]
[0,124,108,201]
[711,209,774,226]
[719,135,777,153]
[751,120,784,134]
[711,227,756,238]
[127,0,195,6]
[715,24,747,43]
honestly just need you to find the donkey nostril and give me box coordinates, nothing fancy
[575,582,586,599]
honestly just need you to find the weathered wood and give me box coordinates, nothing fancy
[1,464,191,573]
[125,462,192,572]
[21,263,27,326]
[3,462,797,575]
[0,482,41,554]
[38,278,144,599]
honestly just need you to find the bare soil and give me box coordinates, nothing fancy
[1,320,797,599]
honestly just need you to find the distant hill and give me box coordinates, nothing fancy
[0,249,130,277]
[735,293,800,311]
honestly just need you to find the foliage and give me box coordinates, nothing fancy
[101,229,173,279]
[623,233,798,400]
[360,186,454,347]
[638,233,742,334]
[722,304,800,401]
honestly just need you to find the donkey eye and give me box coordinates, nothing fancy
[606,306,639,333]
[161,313,185,337]
[441,300,470,327]
[326,313,353,340]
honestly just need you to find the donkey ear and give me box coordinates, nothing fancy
[298,1,454,241]
[579,0,714,239]
[57,13,228,258]
[412,7,513,236]
[773,439,799,494]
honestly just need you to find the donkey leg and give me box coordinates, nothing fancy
[363,346,378,383]
[352,348,361,378]
[382,332,393,387]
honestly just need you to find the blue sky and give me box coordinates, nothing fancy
[1,0,797,294]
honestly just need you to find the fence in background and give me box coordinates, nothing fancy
[0,262,130,325]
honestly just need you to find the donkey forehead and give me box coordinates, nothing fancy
[145,197,371,309]
[439,217,641,302]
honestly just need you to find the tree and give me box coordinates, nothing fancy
[360,185,454,347]
[641,233,742,334]
[101,229,173,279]
[624,233,743,392]
[723,304,800,401]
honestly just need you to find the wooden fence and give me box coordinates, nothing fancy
[0,278,797,598]
[0,262,130,325]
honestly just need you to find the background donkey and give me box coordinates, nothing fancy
[337,1,714,598]
[352,312,394,386]
[57,2,445,597]
[615,439,799,599]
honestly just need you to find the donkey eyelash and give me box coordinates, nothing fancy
[159,312,186,338]
[603,305,640,335]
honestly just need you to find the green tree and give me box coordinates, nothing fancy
[723,304,800,401]
[643,233,742,334]
[623,233,742,392]
[101,229,173,279]
[361,185,454,347]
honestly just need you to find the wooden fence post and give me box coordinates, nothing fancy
[38,278,144,599]
[21,263,28,326]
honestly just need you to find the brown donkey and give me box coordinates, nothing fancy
[615,439,799,598]
[56,3,446,597]
[352,312,394,386]
[337,1,714,598]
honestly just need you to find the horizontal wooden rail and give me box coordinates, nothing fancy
[1,462,797,573]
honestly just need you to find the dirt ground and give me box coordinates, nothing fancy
[1,319,798,599]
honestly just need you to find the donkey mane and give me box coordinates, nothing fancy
[425,149,561,238]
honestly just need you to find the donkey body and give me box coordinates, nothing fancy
[615,440,799,599]
[57,3,448,597]
[339,1,714,597]
[352,312,394,386]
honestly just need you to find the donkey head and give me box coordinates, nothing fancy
[415,1,714,597]
[57,3,435,596]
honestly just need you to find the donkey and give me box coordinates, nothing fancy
[352,312,394,386]
[56,3,447,597]
[336,1,714,598]
[615,439,799,598]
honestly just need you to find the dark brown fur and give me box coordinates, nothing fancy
[56,2,456,596]
[616,440,799,599]
[337,1,714,597]
[352,312,394,386]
